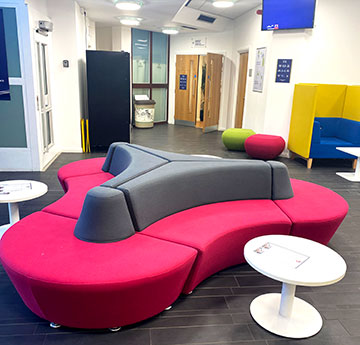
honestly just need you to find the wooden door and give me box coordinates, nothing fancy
[235,52,249,128]
[203,53,223,133]
[175,55,199,125]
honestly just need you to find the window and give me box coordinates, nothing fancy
[132,29,169,123]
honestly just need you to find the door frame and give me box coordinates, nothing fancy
[232,47,250,128]
[170,49,227,127]
[0,0,41,171]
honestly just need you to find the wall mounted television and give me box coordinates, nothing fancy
[262,0,316,31]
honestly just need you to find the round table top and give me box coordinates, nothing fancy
[244,235,347,287]
[0,180,48,203]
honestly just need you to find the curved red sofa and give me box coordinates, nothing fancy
[0,143,348,329]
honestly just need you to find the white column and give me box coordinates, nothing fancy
[8,203,20,224]
[279,283,296,318]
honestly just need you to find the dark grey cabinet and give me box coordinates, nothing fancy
[86,50,130,151]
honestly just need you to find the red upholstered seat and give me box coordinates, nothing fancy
[245,134,285,160]
[274,179,348,245]
[141,200,292,293]
[58,158,106,191]
[43,172,113,219]
[0,212,197,329]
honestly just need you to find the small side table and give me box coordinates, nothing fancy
[336,147,360,182]
[0,180,48,239]
[244,235,346,339]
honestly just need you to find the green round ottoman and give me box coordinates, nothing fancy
[222,128,256,151]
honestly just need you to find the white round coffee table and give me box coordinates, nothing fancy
[0,180,48,239]
[244,235,346,339]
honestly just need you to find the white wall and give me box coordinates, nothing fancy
[46,0,82,152]
[231,0,360,142]
[96,26,112,51]
[168,30,234,130]
[95,25,131,52]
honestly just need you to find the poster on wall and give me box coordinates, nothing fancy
[179,74,187,90]
[276,59,292,83]
[0,9,10,101]
[253,47,267,93]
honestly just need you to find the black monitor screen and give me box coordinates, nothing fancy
[262,0,316,31]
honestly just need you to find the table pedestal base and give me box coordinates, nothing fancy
[250,293,322,339]
[336,172,360,182]
[0,223,11,240]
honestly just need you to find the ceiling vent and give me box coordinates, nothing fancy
[197,14,216,23]
[181,25,198,30]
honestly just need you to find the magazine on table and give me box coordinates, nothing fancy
[0,182,32,195]
[254,242,310,269]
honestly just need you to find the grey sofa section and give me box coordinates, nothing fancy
[74,187,135,243]
[267,161,294,200]
[102,143,168,188]
[118,160,272,231]
[130,144,223,162]
[75,143,294,242]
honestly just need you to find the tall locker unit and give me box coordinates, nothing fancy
[86,50,130,151]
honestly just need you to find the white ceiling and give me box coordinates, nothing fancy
[187,0,261,20]
[76,0,261,32]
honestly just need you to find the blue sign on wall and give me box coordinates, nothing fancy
[179,74,187,90]
[276,59,292,83]
[0,9,10,101]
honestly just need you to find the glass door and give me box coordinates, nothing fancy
[36,41,54,152]
[132,29,169,123]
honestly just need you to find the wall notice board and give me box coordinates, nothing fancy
[0,9,10,101]
[253,47,267,93]
[276,59,292,83]
[179,74,187,90]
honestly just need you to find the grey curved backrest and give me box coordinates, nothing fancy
[75,143,294,242]
[118,160,272,231]
[102,143,168,187]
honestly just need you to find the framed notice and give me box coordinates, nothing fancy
[179,74,187,90]
[0,9,10,101]
[253,47,267,93]
[276,59,292,83]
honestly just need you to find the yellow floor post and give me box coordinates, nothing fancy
[81,119,85,153]
[85,119,91,153]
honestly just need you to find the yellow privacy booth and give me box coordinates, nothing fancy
[288,84,360,168]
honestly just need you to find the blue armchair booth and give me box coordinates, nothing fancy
[288,84,360,168]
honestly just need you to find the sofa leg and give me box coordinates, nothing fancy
[353,159,358,170]
[165,305,172,311]
[290,151,296,160]
[307,159,313,169]
[49,322,61,329]
[109,327,121,332]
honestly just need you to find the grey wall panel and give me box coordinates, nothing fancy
[0,85,27,147]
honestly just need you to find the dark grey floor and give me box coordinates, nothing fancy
[0,124,360,345]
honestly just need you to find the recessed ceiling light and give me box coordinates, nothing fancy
[212,0,235,8]
[119,17,141,26]
[115,0,143,11]
[162,28,179,35]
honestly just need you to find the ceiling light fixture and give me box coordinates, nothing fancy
[162,28,179,35]
[115,0,143,11]
[119,17,142,26]
[212,0,235,8]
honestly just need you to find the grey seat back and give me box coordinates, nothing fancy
[118,160,272,231]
